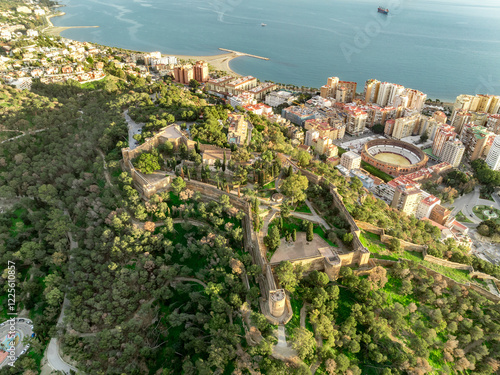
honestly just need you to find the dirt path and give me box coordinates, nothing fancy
[97,148,113,187]
[0,128,47,144]
[300,303,307,329]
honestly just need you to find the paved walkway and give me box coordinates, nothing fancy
[276,325,287,347]
[273,325,298,358]
[485,279,500,297]
[290,200,331,230]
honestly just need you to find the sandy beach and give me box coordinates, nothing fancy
[44,13,100,39]
[43,12,245,75]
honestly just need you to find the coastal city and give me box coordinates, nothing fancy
[1,1,500,375]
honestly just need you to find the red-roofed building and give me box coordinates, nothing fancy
[243,103,272,116]
[416,193,441,219]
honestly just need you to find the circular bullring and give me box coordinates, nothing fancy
[361,139,428,177]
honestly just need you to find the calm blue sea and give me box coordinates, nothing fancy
[52,0,500,101]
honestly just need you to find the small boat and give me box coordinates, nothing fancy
[378,6,389,14]
[261,23,267,27]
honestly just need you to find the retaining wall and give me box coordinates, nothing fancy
[356,220,427,253]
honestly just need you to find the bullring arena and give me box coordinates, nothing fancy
[361,139,428,177]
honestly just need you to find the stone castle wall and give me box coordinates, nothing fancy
[355,220,428,253]
[372,259,500,303]
[298,168,370,267]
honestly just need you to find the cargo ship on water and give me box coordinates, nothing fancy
[378,6,389,14]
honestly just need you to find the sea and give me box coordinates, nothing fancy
[51,0,500,102]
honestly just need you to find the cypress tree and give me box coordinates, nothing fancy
[306,222,314,242]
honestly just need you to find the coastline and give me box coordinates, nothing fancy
[43,11,242,76]
[44,12,100,38]
[44,12,243,76]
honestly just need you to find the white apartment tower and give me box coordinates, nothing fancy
[486,135,500,171]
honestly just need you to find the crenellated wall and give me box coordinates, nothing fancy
[298,168,371,264]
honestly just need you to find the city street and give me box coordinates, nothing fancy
[447,186,500,226]
[0,318,34,368]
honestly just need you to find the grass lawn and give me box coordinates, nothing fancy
[360,233,476,285]
[361,161,393,182]
[9,208,29,237]
[359,231,387,255]
[401,251,472,284]
[383,276,415,307]
[337,286,356,324]
[456,211,473,223]
[473,205,500,224]
[313,225,337,247]
[257,189,274,199]
[294,202,312,214]
[262,180,276,189]
[285,295,302,338]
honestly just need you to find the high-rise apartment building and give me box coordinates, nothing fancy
[341,151,361,170]
[391,185,422,216]
[441,139,465,168]
[453,94,500,114]
[376,82,405,107]
[364,79,380,103]
[305,129,320,146]
[432,125,456,158]
[387,114,420,140]
[432,111,447,124]
[344,107,367,135]
[451,109,472,135]
[193,61,209,82]
[173,64,194,85]
[320,77,339,99]
[485,135,500,171]
[460,124,495,160]
[486,114,500,135]
[320,77,356,103]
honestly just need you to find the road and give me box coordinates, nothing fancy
[123,109,144,150]
[45,229,79,374]
[46,338,77,374]
[0,318,34,369]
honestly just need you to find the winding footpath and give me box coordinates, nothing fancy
[0,128,47,144]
